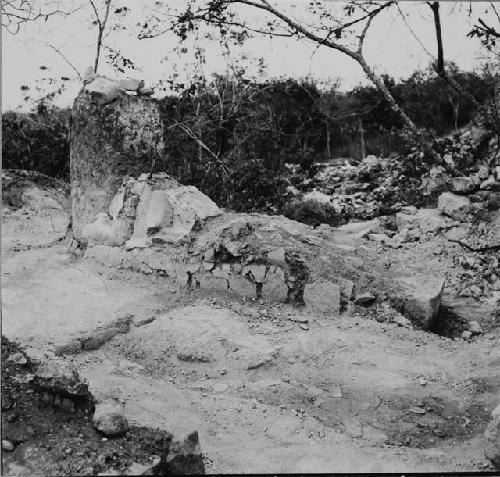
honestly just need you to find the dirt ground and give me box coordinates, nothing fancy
[2,202,500,474]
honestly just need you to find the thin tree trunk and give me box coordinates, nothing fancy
[359,118,366,160]
[326,123,331,161]
[356,55,421,135]
[196,101,203,163]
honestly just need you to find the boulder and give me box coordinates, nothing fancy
[421,166,450,196]
[438,192,471,221]
[138,86,154,97]
[354,292,376,306]
[393,276,445,329]
[84,76,121,105]
[362,155,380,167]
[35,358,90,398]
[92,402,129,437]
[450,176,475,194]
[130,179,222,245]
[118,78,145,91]
[303,281,340,317]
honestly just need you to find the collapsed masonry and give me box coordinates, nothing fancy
[71,82,446,330]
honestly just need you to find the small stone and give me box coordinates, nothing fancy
[126,462,151,475]
[118,77,145,91]
[354,292,376,306]
[392,314,412,328]
[450,177,475,194]
[419,378,428,386]
[212,383,228,393]
[462,330,473,340]
[6,412,18,423]
[35,358,90,398]
[2,440,15,452]
[469,320,483,335]
[289,315,308,324]
[299,324,309,331]
[92,402,129,437]
[408,406,427,414]
[7,353,27,365]
[134,316,156,327]
[266,247,286,267]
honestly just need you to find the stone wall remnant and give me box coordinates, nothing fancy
[70,79,164,238]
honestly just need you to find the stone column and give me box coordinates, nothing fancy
[70,86,164,239]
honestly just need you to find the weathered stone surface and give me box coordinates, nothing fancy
[92,402,129,437]
[303,281,340,317]
[227,274,256,298]
[262,266,289,302]
[35,358,90,397]
[267,247,286,267]
[84,76,121,104]
[128,178,222,245]
[118,78,145,91]
[438,192,471,221]
[82,213,131,246]
[71,89,164,238]
[395,276,445,329]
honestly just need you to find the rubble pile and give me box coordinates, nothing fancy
[286,154,425,222]
[364,191,500,300]
[287,131,500,225]
[80,171,453,330]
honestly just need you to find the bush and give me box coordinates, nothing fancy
[2,105,70,180]
[282,199,346,227]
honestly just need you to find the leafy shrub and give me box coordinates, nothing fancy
[282,199,346,227]
[2,105,70,180]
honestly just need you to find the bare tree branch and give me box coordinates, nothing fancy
[46,44,83,80]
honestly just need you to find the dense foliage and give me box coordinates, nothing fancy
[2,103,70,179]
[1,67,496,213]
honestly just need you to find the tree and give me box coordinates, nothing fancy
[141,1,423,134]
[1,0,76,34]
[139,0,500,172]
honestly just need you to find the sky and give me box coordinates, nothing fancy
[2,1,498,111]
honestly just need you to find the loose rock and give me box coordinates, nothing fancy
[2,440,15,452]
[92,402,130,437]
